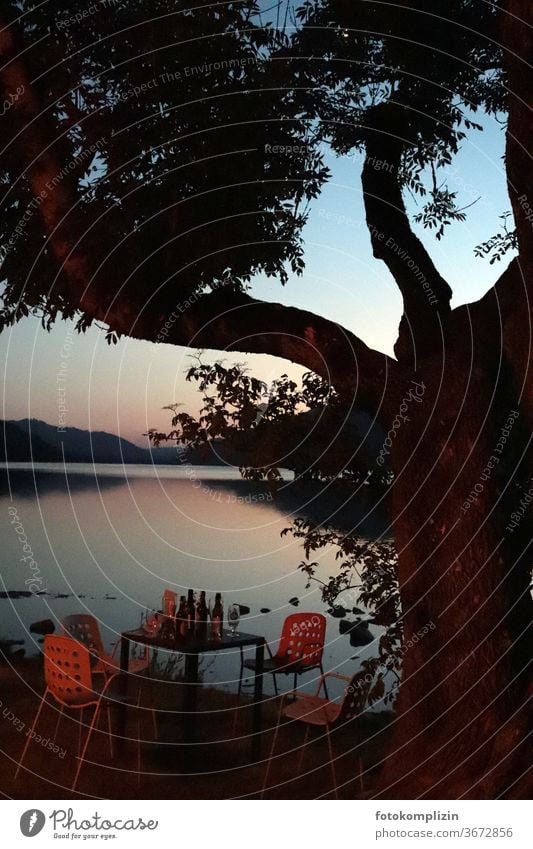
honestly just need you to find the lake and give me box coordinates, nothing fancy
[1,463,388,702]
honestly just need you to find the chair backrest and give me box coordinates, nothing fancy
[277,613,327,668]
[43,635,95,706]
[62,614,106,657]
[336,671,373,725]
[162,589,177,616]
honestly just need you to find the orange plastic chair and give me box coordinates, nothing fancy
[62,613,150,679]
[262,670,372,798]
[14,635,154,791]
[239,612,328,697]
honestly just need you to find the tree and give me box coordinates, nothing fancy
[1,1,531,797]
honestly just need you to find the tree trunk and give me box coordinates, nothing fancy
[378,331,532,798]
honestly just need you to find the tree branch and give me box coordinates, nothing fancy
[361,124,452,364]
[103,287,395,421]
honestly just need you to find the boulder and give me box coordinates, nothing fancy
[29,619,55,635]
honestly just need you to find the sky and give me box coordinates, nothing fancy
[0,107,512,446]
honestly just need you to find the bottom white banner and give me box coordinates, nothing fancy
[2,800,531,848]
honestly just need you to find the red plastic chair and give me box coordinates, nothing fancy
[262,670,372,798]
[238,612,329,697]
[62,614,150,679]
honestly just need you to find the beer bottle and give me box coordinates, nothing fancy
[211,592,223,639]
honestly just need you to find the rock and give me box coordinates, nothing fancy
[30,619,55,635]
[260,608,271,614]
[339,619,364,635]
[288,597,299,607]
[328,605,348,618]
[0,590,32,599]
[237,604,250,616]
[349,624,374,647]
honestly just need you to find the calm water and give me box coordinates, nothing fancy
[1,464,385,701]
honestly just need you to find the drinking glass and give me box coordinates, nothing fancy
[228,603,240,636]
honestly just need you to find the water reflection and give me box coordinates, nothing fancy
[0,464,388,700]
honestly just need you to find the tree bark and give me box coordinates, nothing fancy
[376,320,532,797]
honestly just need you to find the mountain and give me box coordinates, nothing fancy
[0,420,63,463]
[1,419,180,465]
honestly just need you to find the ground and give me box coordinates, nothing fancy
[0,657,393,800]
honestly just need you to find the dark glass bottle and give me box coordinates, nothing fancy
[195,590,208,637]
[186,589,196,632]
[211,592,223,639]
[177,595,188,639]
[196,591,208,624]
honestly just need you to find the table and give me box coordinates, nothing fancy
[119,627,265,765]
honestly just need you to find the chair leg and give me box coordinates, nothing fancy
[261,697,284,798]
[106,704,114,759]
[293,671,297,692]
[14,690,49,780]
[325,725,338,799]
[53,704,64,740]
[296,725,310,776]
[78,708,84,758]
[72,703,101,792]
[358,753,364,795]
[272,673,278,696]
[320,664,329,699]
[237,647,244,696]
[136,688,142,789]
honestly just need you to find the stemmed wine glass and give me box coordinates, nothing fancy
[227,603,240,636]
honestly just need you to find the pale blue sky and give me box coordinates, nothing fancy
[0,110,512,445]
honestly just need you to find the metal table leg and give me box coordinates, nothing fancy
[252,639,265,761]
[183,650,199,770]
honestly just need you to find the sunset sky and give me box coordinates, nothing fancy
[1,110,511,446]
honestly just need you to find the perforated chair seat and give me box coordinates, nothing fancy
[262,670,373,799]
[238,612,328,697]
[283,694,342,726]
[243,655,318,675]
[62,613,150,678]
[93,654,149,677]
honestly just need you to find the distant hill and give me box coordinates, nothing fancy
[1,419,181,465]
[0,421,63,463]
